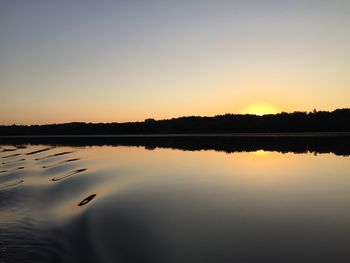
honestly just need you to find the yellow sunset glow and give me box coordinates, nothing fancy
[243,103,279,116]
[252,150,271,156]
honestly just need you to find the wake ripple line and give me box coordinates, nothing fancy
[43,158,80,169]
[2,158,26,165]
[78,194,96,206]
[35,151,73,161]
[2,153,21,159]
[0,179,24,189]
[0,148,17,153]
[51,168,87,182]
[26,147,54,155]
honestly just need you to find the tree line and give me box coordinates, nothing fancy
[0,109,349,135]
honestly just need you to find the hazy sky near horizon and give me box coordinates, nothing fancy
[1,0,349,124]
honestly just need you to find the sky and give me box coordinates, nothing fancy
[1,0,349,124]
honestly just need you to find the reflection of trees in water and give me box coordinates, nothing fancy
[1,135,350,156]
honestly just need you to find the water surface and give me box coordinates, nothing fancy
[0,143,350,262]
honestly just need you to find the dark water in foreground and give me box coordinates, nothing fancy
[1,142,350,262]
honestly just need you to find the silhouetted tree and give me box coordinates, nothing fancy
[0,108,349,135]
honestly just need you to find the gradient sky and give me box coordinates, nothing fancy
[1,0,349,124]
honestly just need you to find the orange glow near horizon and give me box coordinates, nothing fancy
[242,103,279,116]
[1,2,350,125]
[252,150,272,156]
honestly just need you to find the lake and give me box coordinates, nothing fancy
[1,138,350,262]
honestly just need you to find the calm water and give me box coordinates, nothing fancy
[1,143,350,262]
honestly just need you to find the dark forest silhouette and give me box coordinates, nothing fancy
[0,109,349,135]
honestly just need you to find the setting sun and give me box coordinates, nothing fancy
[243,103,279,116]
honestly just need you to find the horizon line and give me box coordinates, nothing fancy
[1,108,349,126]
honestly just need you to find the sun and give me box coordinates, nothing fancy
[252,150,271,156]
[243,103,279,116]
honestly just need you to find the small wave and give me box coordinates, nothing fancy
[35,151,73,161]
[43,158,80,169]
[51,168,87,182]
[78,194,96,206]
[2,153,21,159]
[0,148,17,152]
[0,179,24,189]
[26,147,54,155]
[2,158,26,165]
[0,167,25,175]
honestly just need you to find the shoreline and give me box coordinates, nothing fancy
[1,132,350,138]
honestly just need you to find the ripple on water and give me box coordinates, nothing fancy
[0,148,17,153]
[43,158,80,169]
[52,168,87,182]
[0,166,25,175]
[0,217,62,262]
[35,151,73,161]
[2,153,21,159]
[2,158,26,165]
[0,179,24,189]
[26,147,54,155]
[78,194,97,206]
